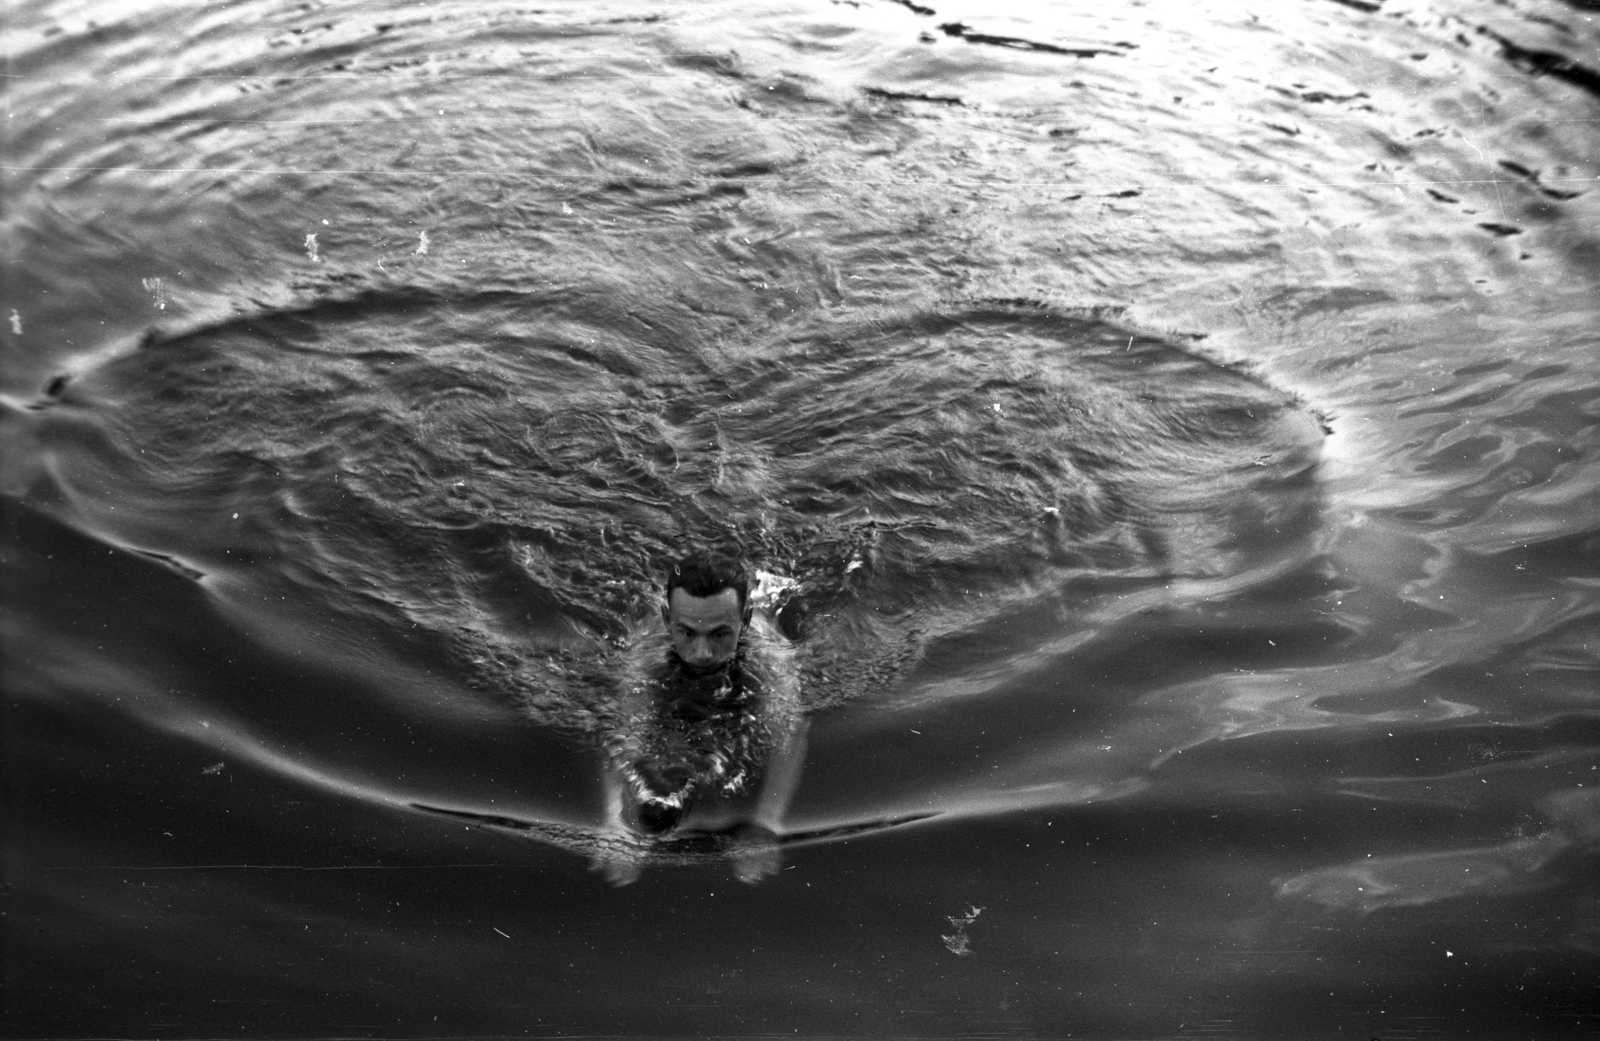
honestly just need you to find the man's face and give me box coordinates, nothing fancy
[665,587,744,673]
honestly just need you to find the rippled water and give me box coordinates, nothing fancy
[4,0,1598,1036]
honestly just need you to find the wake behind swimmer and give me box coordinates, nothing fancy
[597,551,809,885]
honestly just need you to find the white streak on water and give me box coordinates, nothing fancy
[141,276,166,310]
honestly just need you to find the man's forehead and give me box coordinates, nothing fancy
[668,587,742,625]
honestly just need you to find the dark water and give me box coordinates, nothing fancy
[3,0,1598,1036]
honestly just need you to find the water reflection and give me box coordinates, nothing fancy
[1278,787,1600,916]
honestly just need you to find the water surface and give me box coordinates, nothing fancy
[3,0,1598,1036]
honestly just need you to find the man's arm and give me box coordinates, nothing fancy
[591,759,644,886]
[732,714,809,884]
[752,716,809,832]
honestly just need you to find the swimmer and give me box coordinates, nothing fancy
[597,551,808,885]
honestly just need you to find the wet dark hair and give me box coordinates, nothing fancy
[664,550,750,611]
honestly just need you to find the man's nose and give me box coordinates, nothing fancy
[688,638,713,662]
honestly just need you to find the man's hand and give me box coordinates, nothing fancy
[731,822,782,884]
[588,847,645,887]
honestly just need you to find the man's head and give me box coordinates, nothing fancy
[663,551,751,673]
